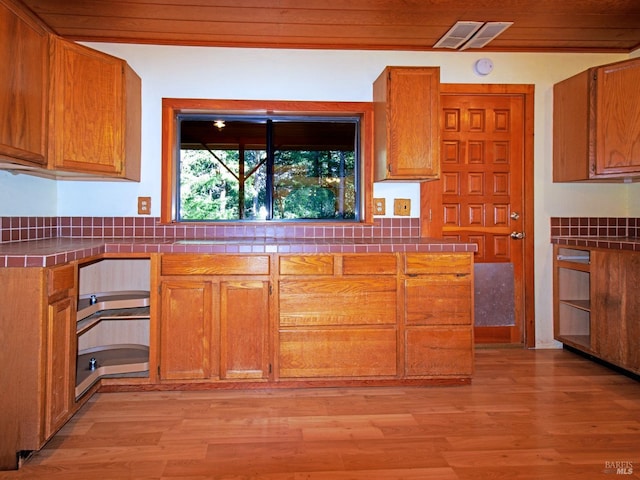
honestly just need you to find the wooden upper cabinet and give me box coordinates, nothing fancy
[48,36,141,180]
[0,0,49,166]
[1,0,141,179]
[373,66,440,181]
[553,57,640,182]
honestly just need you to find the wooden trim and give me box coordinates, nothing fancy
[160,102,177,224]
[98,376,471,392]
[160,98,374,225]
[474,326,516,344]
[522,85,536,348]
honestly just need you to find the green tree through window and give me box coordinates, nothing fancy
[178,116,359,221]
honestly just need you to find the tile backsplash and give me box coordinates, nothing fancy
[0,216,59,243]
[6,216,639,245]
[550,217,639,238]
[1,216,421,244]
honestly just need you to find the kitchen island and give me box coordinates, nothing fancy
[0,233,476,470]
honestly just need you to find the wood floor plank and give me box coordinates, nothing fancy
[1,348,639,479]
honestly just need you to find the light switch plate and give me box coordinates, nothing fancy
[394,198,411,216]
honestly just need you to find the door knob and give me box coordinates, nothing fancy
[511,231,525,239]
[510,212,520,220]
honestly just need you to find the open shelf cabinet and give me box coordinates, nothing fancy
[553,246,592,351]
[76,259,150,399]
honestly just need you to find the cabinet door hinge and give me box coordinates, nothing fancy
[269,363,272,374]
[269,284,273,295]
[157,365,160,377]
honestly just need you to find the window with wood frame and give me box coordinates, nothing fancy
[161,99,374,224]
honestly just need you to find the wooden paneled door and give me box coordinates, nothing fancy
[423,84,535,346]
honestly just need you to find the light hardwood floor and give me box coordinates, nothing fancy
[1,348,639,479]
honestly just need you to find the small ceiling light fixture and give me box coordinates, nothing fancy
[213,119,226,129]
[473,58,494,76]
[434,21,513,50]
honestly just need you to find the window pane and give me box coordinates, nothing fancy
[179,119,268,220]
[272,121,356,220]
[178,116,358,221]
[179,148,267,220]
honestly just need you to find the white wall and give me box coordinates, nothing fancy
[0,170,57,215]
[1,43,635,347]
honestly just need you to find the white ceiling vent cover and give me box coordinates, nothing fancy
[460,22,513,50]
[433,21,484,49]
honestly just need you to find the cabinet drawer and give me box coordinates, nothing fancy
[161,254,270,276]
[279,255,334,275]
[405,327,473,376]
[342,254,397,275]
[405,278,471,325]
[279,278,397,326]
[279,328,397,378]
[47,264,75,297]
[405,253,472,275]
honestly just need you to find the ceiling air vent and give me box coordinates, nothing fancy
[460,22,513,50]
[433,21,484,49]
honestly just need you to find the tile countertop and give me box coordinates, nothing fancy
[0,237,478,268]
[551,236,640,251]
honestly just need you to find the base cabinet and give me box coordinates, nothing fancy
[0,264,76,471]
[44,296,76,439]
[553,245,640,375]
[157,252,475,385]
[1,250,475,470]
[279,329,397,378]
[405,327,473,376]
[592,250,640,373]
[403,253,474,377]
[158,254,271,382]
[220,280,270,380]
[160,280,214,380]
[278,254,398,379]
[0,257,154,471]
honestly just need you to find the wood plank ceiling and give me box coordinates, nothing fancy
[18,0,640,53]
